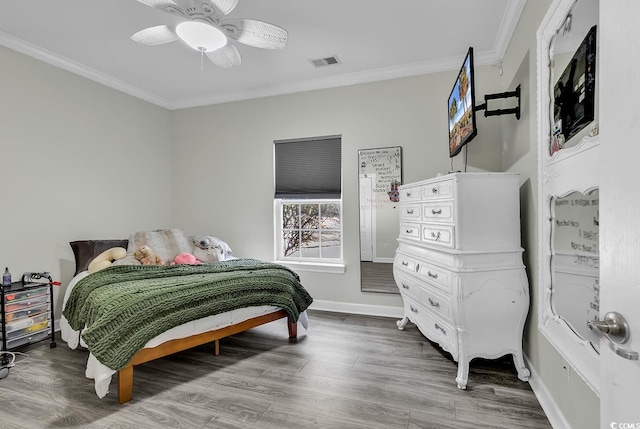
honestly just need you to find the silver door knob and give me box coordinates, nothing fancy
[588,312,639,360]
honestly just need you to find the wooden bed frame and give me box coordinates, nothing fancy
[117,309,297,404]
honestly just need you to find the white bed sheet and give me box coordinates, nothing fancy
[60,271,308,398]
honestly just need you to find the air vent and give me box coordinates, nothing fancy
[311,56,341,68]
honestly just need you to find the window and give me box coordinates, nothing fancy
[274,136,343,269]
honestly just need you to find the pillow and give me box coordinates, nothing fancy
[70,239,129,276]
[113,228,193,266]
[191,235,234,263]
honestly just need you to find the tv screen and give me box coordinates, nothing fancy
[448,47,478,158]
[552,25,597,153]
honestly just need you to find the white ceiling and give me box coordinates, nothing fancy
[0,0,526,110]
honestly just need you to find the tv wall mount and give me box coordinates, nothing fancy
[475,84,521,120]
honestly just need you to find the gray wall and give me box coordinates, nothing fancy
[497,0,600,427]
[0,45,174,320]
[0,2,599,425]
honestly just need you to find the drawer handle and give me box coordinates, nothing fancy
[427,271,438,279]
[401,261,409,267]
[431,209,443,215]
[430,231,441,241]
[407,209,414,214]
[428,298,440,308]
[415,264,420,272]
[410,305,418,314]
[402,283,410,289]
[432,187,438,194]
[405,228,414,234]
[435,323,447,336]
[406,191,412,197]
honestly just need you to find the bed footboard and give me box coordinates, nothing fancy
[117,309,295,404]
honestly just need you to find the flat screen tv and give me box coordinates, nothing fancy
[448,47,478,158]
[552,25,597,151]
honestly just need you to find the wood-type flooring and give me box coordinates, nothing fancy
[0,310,552,428]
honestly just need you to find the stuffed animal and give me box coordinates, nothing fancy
[133,245,164,266]
[88,247,127,274]
[170,253,201,265]
[191,235,233,263]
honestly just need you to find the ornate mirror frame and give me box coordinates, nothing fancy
[536,0,600,393]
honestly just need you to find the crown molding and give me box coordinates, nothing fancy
[169,54,502,109]
[493,0,529,61]
[0,30,173,109]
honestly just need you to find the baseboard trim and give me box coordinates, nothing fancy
[525,354,571,429]
[309,299,404,319]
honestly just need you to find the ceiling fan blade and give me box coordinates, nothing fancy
[206,43,241,68]
[131,25,179,45]
[136,0,177,6]
[206,0,238,16]
[135,0,185,17]
[220,18,288,49]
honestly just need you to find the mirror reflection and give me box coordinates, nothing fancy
[358,147,402,293]
[550,189,600,351]
[549,0,599,155]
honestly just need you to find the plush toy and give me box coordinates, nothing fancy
[170,253,201,265]
[133,245,164,266]
[88,247,127,274]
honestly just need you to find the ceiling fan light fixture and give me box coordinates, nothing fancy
[176,21,227,52]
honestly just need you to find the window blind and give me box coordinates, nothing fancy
[274,135,342,199]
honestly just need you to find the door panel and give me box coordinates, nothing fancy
[599,0,640,424]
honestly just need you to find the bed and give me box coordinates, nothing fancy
[60,230,313,404]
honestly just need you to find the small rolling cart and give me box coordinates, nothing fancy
[1,272,58,362]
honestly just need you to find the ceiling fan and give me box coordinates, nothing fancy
[131,0,288,68]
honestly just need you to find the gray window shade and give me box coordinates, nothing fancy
[275,136,342,199]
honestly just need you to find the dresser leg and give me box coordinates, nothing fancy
[396,317,409,330]
[456,359,469,389]
[512,352,531,381]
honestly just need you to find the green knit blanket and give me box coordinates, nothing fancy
[62,259,313,371]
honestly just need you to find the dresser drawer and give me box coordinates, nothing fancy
[395,253,421,275]
[5,312,50,334]
[399,222,421,240]
[422,201,454,223]
[417,261,451,293]
[5,303,49,322]
[405,298,457,359]
[417,310,457,359]
[4,295,49,313]
[394,271,421,301]
[5,330,50,350]
[419,285,452,321]
[4,286,48,304]
[400,185,422,202]
[421,224,454,248]
[421,179,454,200]
[2,319,50,340]
[400,203,422,221]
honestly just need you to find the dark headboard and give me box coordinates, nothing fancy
[70,239,128,276]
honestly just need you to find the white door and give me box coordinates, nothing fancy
[598,0,640,425]
[359,174,373,261]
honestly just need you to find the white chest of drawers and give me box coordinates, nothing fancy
[393,172,530,389]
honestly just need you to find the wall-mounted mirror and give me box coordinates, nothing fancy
[537,0,601,393]
[358,147,402,293]
[548,0,599,156]
[551,189,600,353]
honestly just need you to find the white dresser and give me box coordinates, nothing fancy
[393,172,530,389]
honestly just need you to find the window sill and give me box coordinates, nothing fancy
[272,260,345,274]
